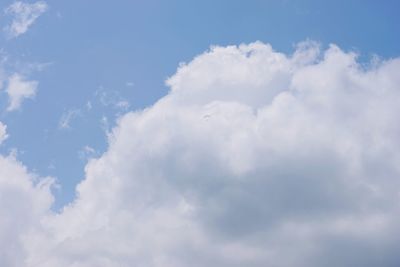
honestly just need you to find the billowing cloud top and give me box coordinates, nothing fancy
[4,1,48,38]
[1,41,400,266]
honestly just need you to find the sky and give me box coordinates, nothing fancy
[0,1,400,266]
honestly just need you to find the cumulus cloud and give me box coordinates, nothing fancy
[5,73,38,111]
[2,41,400,266]
[4,1,48,38]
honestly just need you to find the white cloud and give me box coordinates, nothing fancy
[2,41,400,266]
[4,1,48,38]
[5,73,38,111]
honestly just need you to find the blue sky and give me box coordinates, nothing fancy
[1,1,400,266]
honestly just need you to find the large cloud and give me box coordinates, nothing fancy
[3,41,400,266]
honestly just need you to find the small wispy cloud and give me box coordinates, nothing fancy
[78,145,97,161]
[100,115,109,133]
[58,109,81,129]
[4,1,48,38]
[115,100,130,110]
[0,122,8,145]
[5,73,38,111]
[95,87,130,110]
[86,101,92,111]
